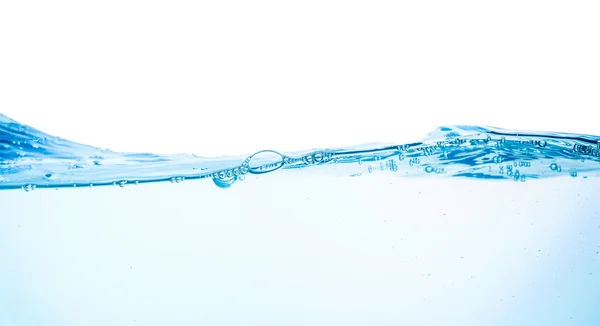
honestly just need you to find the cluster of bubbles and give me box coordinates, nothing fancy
[549,163,562,173]
[573,144,600,157]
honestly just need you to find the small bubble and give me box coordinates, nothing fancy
[424,166,434,173]
[239,175,245,181]
[119,181,127,187]
[368,165,373,173]
[240,166,249,174]
[45,173,52,178]
[550,163,558,171]
[89,184,93,188]
[557,166,562,172]
[398,153,405,161]
[358,159,363,165]
[135,181,139,185]
[314,153,323,162]
[570,172,578,177]
[520,175,526,182]
[379,162,385,171]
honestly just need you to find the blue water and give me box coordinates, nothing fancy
[1,113,600,325]
[2,113,600,190]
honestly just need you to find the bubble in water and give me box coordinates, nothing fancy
[213,174,237,188]
[358,159,363,165]
[313,152,323,162]
[513,170,520,182]
[135,181,139,185]
[368,165,373,173]
[388,159,398,172]
[248,150,284,174]
[119,181,127,188]
[45,173,52,178]
[398,153,405,161]
[22,184,34,192]
[379,162,385,171]
[424,166,434,173]
[557,166,562,172]
[570,172,578,177]
[550,163,558,171]
[240,166,249,174]
[520,175,526,182]
[89,184,93,188]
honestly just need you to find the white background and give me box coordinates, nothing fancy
[1,1,599,156]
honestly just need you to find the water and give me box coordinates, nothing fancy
[1,113,600,325]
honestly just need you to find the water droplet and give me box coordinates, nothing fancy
[424,166,434,173]
[550,163,558,171]
[368,165,373,173]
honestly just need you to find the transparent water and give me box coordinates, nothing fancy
[1,113,599,325]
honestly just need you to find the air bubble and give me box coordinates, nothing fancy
[388,160,398,172]
[314,153,323,162]
[45,173,52,178]
[513,170,520,182]
[398,153,405,161]
[22,184,35,192]
[550,163,558,171]
[424,166,434,173]
[557,166,562,172]
[368,166,373,173]
[570,172,578,177]
[247,150,284,174]
[119,181,127,188]
[358,159,363,165]
[520,175,526,182]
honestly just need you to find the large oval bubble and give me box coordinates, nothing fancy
[247,150,285,174]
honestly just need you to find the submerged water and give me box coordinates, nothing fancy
[1,113,599,325]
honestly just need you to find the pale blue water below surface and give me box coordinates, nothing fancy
[1,113,599,325]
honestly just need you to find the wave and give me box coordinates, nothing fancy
[1,113,599,190]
